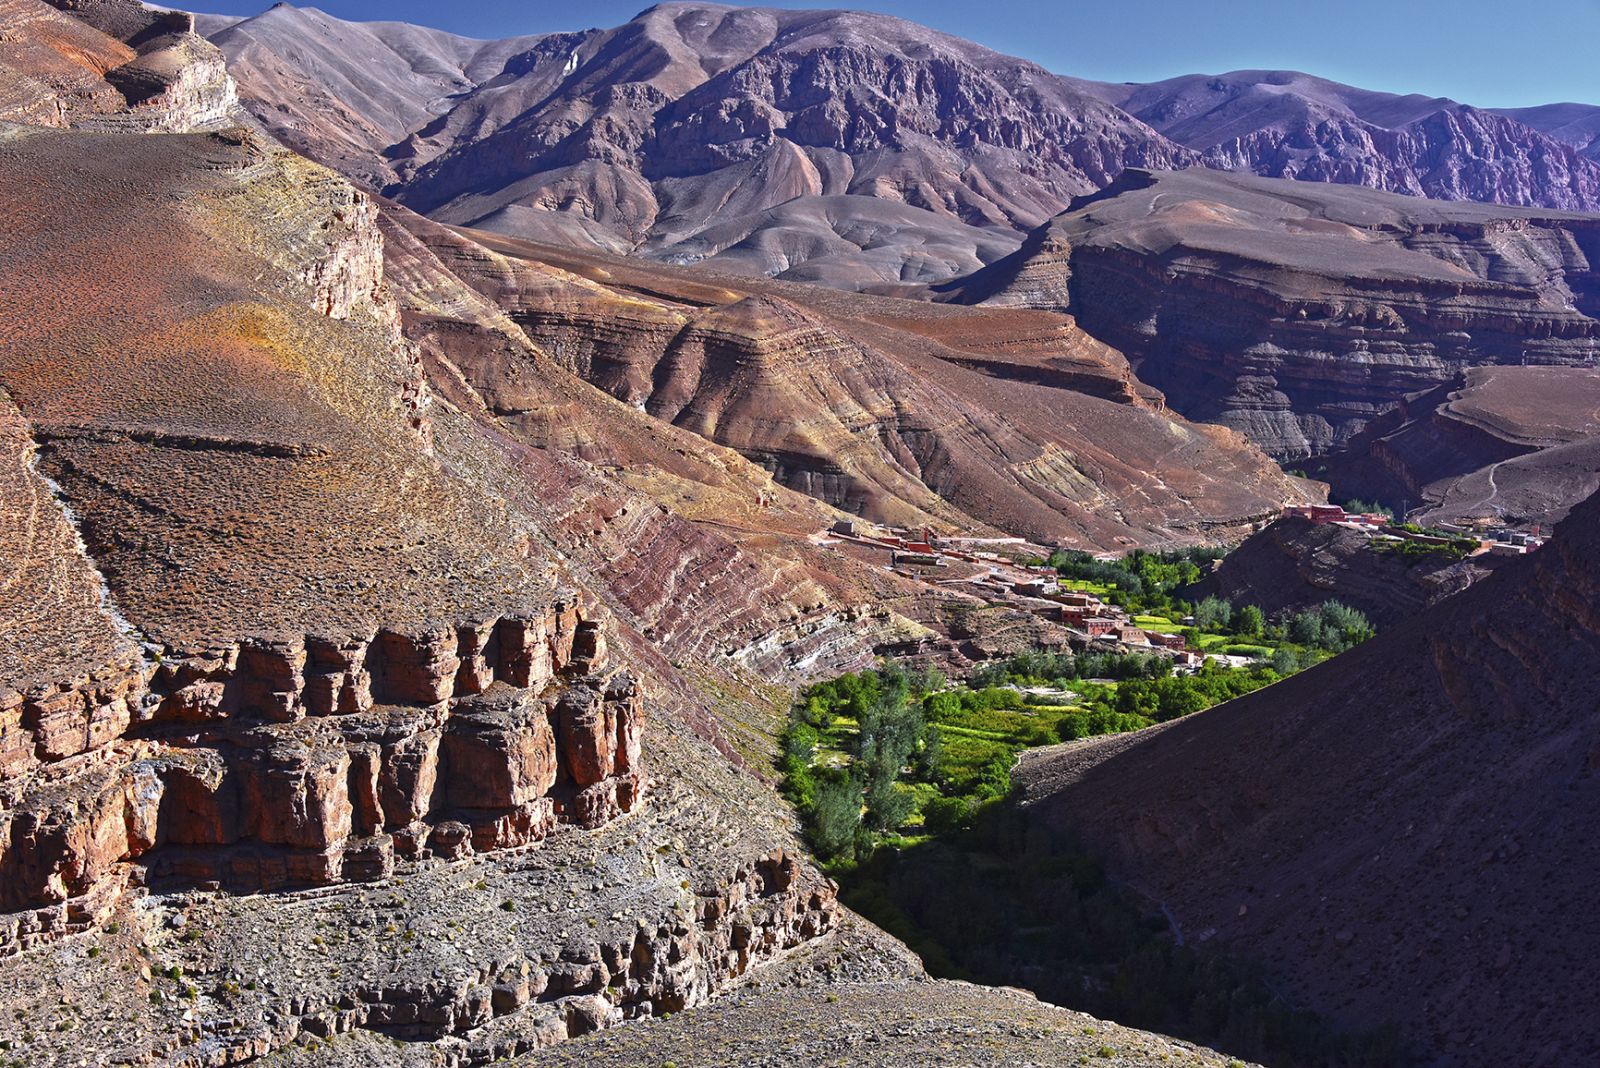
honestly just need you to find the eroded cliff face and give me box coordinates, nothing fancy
[387,217,1310,549]
[1313,365,1600,528]
[0,56,859,1064]
[0,0,241,132]
[952,168,1600,459]
[0,599,646,943]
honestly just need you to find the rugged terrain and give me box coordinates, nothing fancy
[1315,365,1600,528]
[194,4,1600,291]
[1186,516,1499,628]
[408,218,1308,546]
[943,167,1600,459]
[200,1,1188,288]
[1018,487,1600,1066]
[0,5,1271,1065]
[1082,70,1600,212]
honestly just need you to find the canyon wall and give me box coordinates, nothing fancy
[949,168,1600,459]
[0,599,644,948]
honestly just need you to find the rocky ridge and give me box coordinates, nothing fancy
[941,167,1600,459]
[1,0,239,131]
[1084,70,1600,213]
[198,5,1600,292]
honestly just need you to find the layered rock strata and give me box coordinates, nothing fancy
[0,600,645,948]
[399,218,1310,547]
[0,0,239,132]
[1315,365,1600,527]
[947,167,1600,458]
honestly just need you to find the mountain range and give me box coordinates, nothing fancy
[195,2,1600,289]
[4,2,1600,1065]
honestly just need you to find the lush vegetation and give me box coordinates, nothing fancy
[1371,525,1483,564]
[771,541,1398,1066]
[779,655,1405,1067]
[780,653,1300,864]
[1042,546,1225,618]
[1039,548,1373,664]
[1338,498,1394,519]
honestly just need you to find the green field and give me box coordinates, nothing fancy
[1058,578,1114,596]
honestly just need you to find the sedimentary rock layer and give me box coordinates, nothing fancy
[1315,365,1600,528]
[946,167,1600,458]
[400,219,1309,547]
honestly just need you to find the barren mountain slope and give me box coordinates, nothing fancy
[518,981,1262,1068]
[1495,101,1600,161]
[942,167,1600,458]
[1018,488,1600,1066]
[0,11,1266,1067]
[433,224,1310,547]
[201,6,1600,290]
[1082,69,1600,211]
[201,1,1193,288]
[1316,365,1600,529]
[0,31,894,1063]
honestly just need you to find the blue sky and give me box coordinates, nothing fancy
[194,0,1600,108]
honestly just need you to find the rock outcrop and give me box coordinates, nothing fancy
[0,599,647,942]
[943,167,1600,458]
[1314,364,1600,528]
[0,0,241,132]
[1017,487,1600,1065]
[1185,515,1499,628]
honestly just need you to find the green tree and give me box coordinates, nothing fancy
[810,774,863,860]
[1194,596,1233,631]
[1288,609,1324,647]
[1233,603,1265,638]
[866,778,917,832]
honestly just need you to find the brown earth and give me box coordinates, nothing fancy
[424,222,1311,547]
[198,5,1600,293]
[0,12,1264,1066]
[0,35,877,1063]
[938,167,1600,461]
[1317,365,1600,529]
[1186,516,1501,629]
[1017,487,1600,1067]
